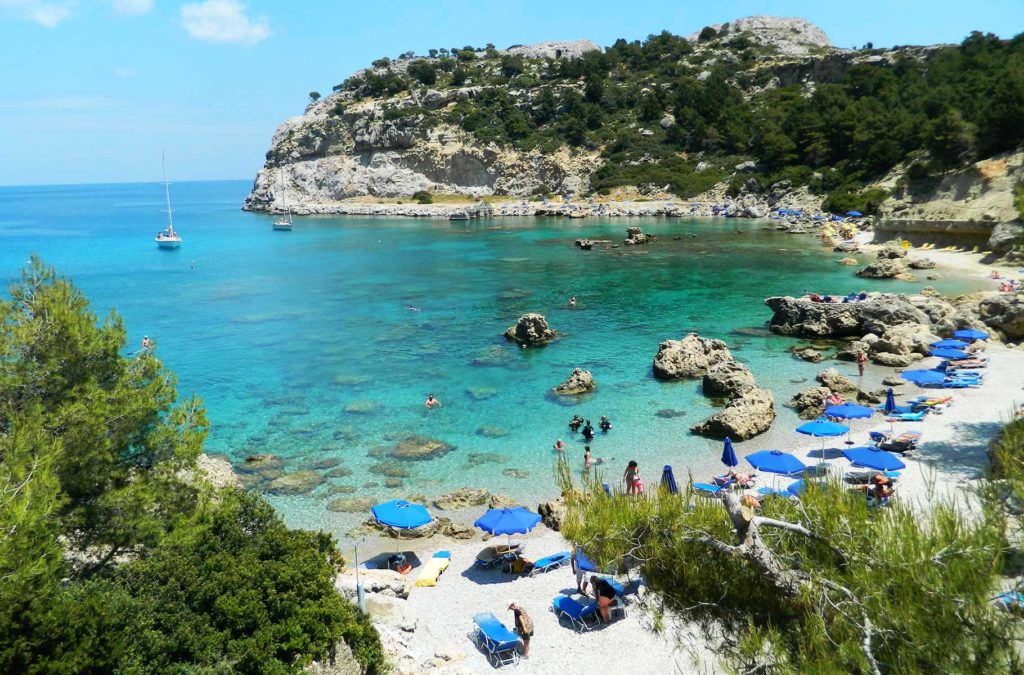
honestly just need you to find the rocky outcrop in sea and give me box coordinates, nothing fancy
[504,313,557,346]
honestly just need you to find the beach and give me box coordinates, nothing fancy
[354,338,1024,674]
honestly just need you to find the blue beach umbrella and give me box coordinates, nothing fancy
[661,465,679,494]
[931,339,970,349]
[372,499,432,530]
[930,348,970,360]
[901,369,946,386]
[884,388,897,414]
[746,450,806,476]
[953,328,989,341]
[842,446,906,472]
[796,419,849,437]
[721,437,739,468]
[475,507,541,537]
[824,403,873,420]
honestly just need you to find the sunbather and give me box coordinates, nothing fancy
[715,468,757,488]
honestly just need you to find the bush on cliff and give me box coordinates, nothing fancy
[413,190,433,204]
[0,258,385,674]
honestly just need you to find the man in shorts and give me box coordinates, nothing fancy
[508,602,533,657]
[570,547,588,595]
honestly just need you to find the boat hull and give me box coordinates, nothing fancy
[156,238,182,249]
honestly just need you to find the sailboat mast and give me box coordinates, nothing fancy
[162,152,174,233]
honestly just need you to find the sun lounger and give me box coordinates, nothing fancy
[995,591,1024,613]
[525,551,571,577]
[551,595,599,632]
[414,551,451,587]
[887,410,927,422]
[693,482,722,496]
[475,543,522,569]
[757,486,791,497]
[471,612,521,667]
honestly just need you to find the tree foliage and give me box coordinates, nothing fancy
[557,457,1018,673]
[0,258,384,674]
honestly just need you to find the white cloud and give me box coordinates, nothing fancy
[180,0,268,46]
[110,0,153,14]
[0,0,75,27]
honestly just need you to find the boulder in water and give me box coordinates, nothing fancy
[553,368,596,395]
[690,388,776,440]
[788,387,831,419]
[434,487,491,510]
[857,259,907,279]
[388,435,454,461]
[652,333,734,380]
[702,361,756,398]
[504,313,557,346]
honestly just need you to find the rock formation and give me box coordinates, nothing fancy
[553,368,595,395]
[857,259,908,279]
[702,361,757,398]
[537,498,567,531]
[504,313,557,345]
[652,333,734,380]
[691,388,776,440]
[764,295,929,338]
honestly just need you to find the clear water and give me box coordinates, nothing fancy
[0,181,983,536]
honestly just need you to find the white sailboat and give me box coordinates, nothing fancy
[155,153,182,249]
[273,176,293,231]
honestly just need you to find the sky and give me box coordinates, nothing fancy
[0,0,1021,186]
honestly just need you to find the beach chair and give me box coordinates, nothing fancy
[525,551,571,577]
[475,543,522,569]
[887,410,927,422]
[414,551,451,588]
[551,595,599,632]
[471,612,521,667]
[692,482,723,496]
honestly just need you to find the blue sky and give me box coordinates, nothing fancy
[0,0,1021,186]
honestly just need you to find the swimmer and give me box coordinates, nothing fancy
[582,420,595,442]
[425,394,440,409]
[599,416,611,432]
[568,415,583,432]
[554,439,566,453]
[406,305,421,312]
[568,295,577,307]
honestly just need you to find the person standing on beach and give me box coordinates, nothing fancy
[508,602,533,657]
[857,350,867,378]
[570,548,588,594]
[624,460,641,495]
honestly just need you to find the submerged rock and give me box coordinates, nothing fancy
[655,409,688,418]
[239,454,284,473]
[652,333,734,380]
[388,436,455,461]
[465,386,498,400]
[502,468,529,479]
[792,347,825,362]
[343,399,384,414]
[504,313,557,346]
[475,425,509,438]
[266,470,325,495]
[690,388,776,440]
[327,496,377,513]
[553,368,596,395]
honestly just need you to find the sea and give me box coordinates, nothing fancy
[0,180,985,538]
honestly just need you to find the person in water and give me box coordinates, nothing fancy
[141,335,152,350]
[553,438,566,453]
[568,295,577,307]
[583,445,592,470]
[599,416,612,432]
[582,420,595,441]
[425,394,440,409]
[568,415,583,432]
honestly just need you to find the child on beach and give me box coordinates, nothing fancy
[624,460,642,495]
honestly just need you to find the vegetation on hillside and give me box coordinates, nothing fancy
[0,258,384,674]
[334,31,1024,209]
[557,443,1023,673]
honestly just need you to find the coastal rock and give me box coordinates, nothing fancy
[388,436,454,461]
[504,313,557,345]
[624,226,652,245]
[489,494,519,509]
[344,399,383,414]
[836,339,869,361]
[882,375,905,386]
[475,425,509,438]
[266,470,325,495]
[702,361,756,398]
[553,368,596,395]
[690,388,776,440]
[894,272,917,281]
[538,499,567,531]
[816,368,858,396]
[465,386,498,400]
[788,387,831,419]
[871,323,938,357]
[907,257,937,270]
[870,351,920,367]
[652,333,734,380]
[877,243,908,259]
[240,454,284,473]
[335,568,408,600]
[327,497,377,513]
[434,487,490,510]
[989,221,1024,254]
[764,295,930,338]
[195,453,240,489]
[839,257,859,266]
[857,259,907,279]
[977,294,1024,340]
[793,347,825,362]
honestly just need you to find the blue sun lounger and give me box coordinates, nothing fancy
[888,410,927,422]
[527,551,571,577]
[472,612,521,667]
[551,595,599,632]
[693,482,723,496]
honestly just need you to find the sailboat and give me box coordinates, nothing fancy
[154,153,182,249]
[272,175,293,231]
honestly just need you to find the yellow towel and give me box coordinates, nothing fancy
[414,556,451,587]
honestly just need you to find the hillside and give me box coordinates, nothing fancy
[243,16,1024,240]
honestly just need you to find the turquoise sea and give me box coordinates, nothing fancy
[0,180,983,537]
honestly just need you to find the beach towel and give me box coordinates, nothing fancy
[414,551,451,587]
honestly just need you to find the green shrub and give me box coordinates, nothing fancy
[822,186,890,215]
[413,190,433,204]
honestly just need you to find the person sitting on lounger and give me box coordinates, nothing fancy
[590,575,617,623]
[508,602,533,657]
[863,474,894,504]
[716,468,756,488]
[827,392,844,406]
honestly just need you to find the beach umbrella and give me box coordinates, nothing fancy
[661,465,679,494]
[884,388,897,414]
[901,369,946,386]
[842,446,906,472]
[825,403,873,445]
[930,348,971,360]
[845,211,863,217]
[931,339,970,349]
[746,450,806,476]
[474,507,541,549]
[721,437,739,468]
[372,499,432,530]
[953,328,989,341]
[797,418,850,458]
